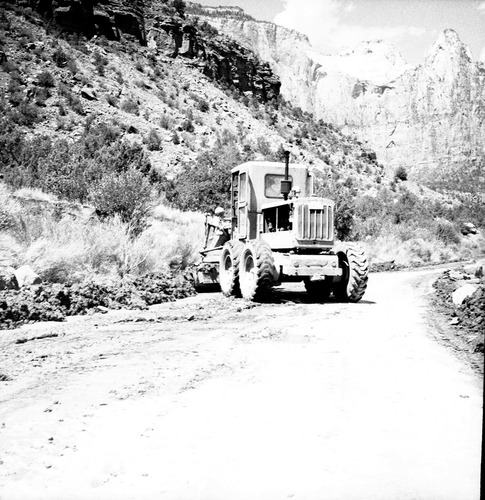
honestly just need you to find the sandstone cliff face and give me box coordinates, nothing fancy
[346,30,485,188]
[200,13,484,188]
[194,16,315,110]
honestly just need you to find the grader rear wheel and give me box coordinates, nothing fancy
[239,240,276,301]
[219,240,244,297]
[333,243,369,302]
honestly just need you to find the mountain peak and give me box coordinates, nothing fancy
[426,28,473,64]
[308,39,409,85]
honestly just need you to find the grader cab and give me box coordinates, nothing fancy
[196,153,369,302]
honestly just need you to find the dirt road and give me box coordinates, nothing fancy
[0,267,483,500]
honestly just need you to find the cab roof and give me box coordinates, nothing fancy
[231,161,308,174]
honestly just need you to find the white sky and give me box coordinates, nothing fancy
[193,0,485,65]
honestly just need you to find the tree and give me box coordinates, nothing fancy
[166,141,241,211]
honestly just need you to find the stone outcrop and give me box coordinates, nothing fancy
[145,14,280,101]
[16,0,146,43]
[0,267,19,291]
[197,10,485,187]
[14,265,42,288]
[15,0,280,102]
[0,266,19,290]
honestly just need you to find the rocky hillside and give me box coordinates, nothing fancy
[0,1,385,188]
[192,6,485,193]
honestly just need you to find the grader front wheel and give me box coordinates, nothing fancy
[334,243,369,302]
[219,240,244,297]
[239,240,276,301]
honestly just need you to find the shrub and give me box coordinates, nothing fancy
[93,50,108,76]
[52,47,69,67]
[120,98,139,115]
[37,70,55,87]
[198,99,209,112]
[67,58,78,75]
[68,94,84,115]
[145,128,162,151]
[135,59,144,72]
[394,165,408,182]
[435,219,461,245]
[58,83,84,114]
[11,101,41,126]
[256,136,272,157]
[159,114,172,129]
[89,168,152,234]
[180,118,194,133]
[32,86,50,106]
[165,140,241,211]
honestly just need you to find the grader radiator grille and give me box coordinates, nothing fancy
[296,204,332,241]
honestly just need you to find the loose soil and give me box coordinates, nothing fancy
[0,265,482,500]
[0,272,195,329]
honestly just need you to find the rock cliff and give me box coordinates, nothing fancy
[145,12,280,101]
[10,0,280,101]
[17,0,147,42]
[196,10,485,189]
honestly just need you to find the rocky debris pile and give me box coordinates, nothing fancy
[432,267,484,353]
[370,260,404,272]
[0,272,195,330]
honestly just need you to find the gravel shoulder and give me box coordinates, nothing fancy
[0,266,482,500]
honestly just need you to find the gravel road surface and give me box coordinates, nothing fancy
[0,267,482,500]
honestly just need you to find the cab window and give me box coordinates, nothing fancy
[239,173,247,202]
[265,174,293,198]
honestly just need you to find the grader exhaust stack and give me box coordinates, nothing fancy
[280,150,292,200]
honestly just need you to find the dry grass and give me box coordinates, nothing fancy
[0,184,205,282]
[362,229,485,268]
[13,187,58,203]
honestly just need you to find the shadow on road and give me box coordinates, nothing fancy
[269,289,377,305]
[195,286,376,306]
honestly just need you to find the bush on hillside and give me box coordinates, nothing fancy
[435,219,461,245]
[37,70,55,88]
[394,165,408,182]
[52,47,69,67]
[165,134,241,211]
[89,168,152,233]
[120,98,139,115]
[144,128,162,151]
[0,118,159,213]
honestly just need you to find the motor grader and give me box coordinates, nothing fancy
[195,152,368,302]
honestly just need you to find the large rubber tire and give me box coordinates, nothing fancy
[239,240,276,301]
[219,240,244,297]
[333,243,369,302]
[304,277,332,301]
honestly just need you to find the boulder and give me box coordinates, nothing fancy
[461,222,478,235]
[81,86,98,100]
[0,267,19,291]
[452,284,478,306]
[448,270,465,281]
[15,265,42,288]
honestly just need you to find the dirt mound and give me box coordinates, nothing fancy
[432,268,484,354]
[0,272,195,329]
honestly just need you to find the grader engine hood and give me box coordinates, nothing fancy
[260,197,335,250]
